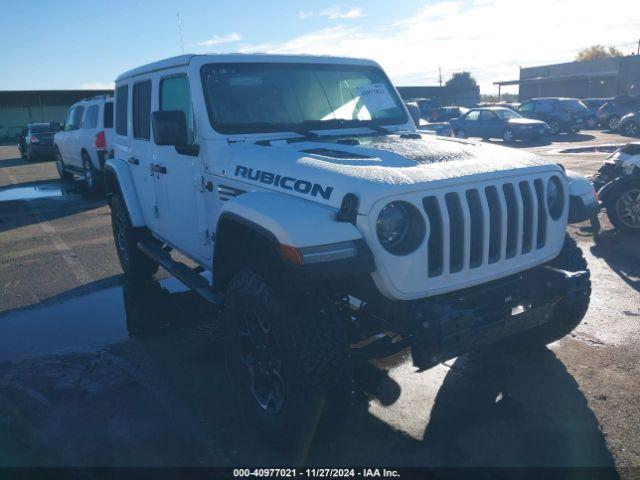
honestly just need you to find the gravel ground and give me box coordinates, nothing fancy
[0,131,638,475]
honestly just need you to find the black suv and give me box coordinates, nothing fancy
[596,95,640,131]
[518,98,587,134]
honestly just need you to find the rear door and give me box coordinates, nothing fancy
[80,104,99,166]
[67,105,85,167]
[127,80,159,232]
[57,107,76,161]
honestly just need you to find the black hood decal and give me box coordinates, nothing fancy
[306,135,479,165]
[358,135,477,164]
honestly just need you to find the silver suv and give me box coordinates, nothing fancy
[54,95,114,192]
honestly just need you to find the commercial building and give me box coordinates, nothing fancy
[0,89,112,143]
[494,55,640,100]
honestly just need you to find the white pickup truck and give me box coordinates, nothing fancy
[105,54,591,444]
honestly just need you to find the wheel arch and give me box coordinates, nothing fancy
[212,191,370,290]
[213,213,282,289]
[104,159,145,227]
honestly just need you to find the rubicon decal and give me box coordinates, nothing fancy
[235,166,334,200]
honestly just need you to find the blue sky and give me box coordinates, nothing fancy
[1,0,638,93]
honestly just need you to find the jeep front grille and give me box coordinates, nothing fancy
[422,178,553,278]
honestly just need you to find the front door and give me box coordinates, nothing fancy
[153,72,213,263]
[463,110,481,136]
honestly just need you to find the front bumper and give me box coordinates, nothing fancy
[569,193,600,224]
[352,264,588,368]
[409,265,589,369]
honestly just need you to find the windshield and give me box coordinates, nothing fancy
[200,63,408,134]
[494,109,521,120]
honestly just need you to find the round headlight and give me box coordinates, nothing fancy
[546,176,564,220]
[376,201,425,255]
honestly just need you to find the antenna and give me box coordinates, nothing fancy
[176,13,185,55]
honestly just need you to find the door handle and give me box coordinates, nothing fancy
[128,157,139,165]
[152,163,167,175]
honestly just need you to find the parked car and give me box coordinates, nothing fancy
[581,98,610,129]
[424,106,469,122]
[54,95,114,192]
[406,102,454,136]
[518,98,587,134]
[593,142,640,234]
[414,97,442,120]
[618,111,640,137]
[17,123,59,161]
[105,53,589,445]
[596,95,640,131]
[419,122,454,137]
[450,107,548,142]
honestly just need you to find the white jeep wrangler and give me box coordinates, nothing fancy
[105,54,591,443]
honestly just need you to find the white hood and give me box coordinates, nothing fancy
[227,133,561,213]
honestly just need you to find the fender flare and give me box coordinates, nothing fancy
[216,190,363,248]
[104,159,146,227]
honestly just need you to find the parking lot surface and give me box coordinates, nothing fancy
[0,132,639,473]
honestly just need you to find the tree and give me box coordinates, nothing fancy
[445,71,478,91]
[575,45,623,61]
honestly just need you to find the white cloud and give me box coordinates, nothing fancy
[238,0,640,93]
[80,82,114,90]
[193,32,242,47]
[320,6,364,19]
[298,10,313,19]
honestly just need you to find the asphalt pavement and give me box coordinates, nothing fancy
[0,131,638,475]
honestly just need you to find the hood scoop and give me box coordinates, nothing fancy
[301,148,372,160]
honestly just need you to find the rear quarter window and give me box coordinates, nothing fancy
[115,85,129,136]
[103,102,114,128]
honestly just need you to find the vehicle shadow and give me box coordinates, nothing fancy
[484,138,552,148]
[553,133,596,143]
[0,154,55,169]
[0,280,617,472]
[591,228,640,293]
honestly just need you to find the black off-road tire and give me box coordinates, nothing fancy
[110,191,159,280]
[505,236,590,348]
[605,180,640,235]
[224,269,351,447]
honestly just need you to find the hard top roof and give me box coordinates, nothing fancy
[116,53,380,82]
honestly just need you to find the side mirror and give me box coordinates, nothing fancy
[152,110,187,146]
[406,103,421,125]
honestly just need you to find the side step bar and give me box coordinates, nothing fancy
[137,241,224,305]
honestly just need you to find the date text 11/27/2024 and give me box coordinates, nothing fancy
[233,468,401,478]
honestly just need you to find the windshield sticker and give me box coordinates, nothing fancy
[357,83,397,112]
